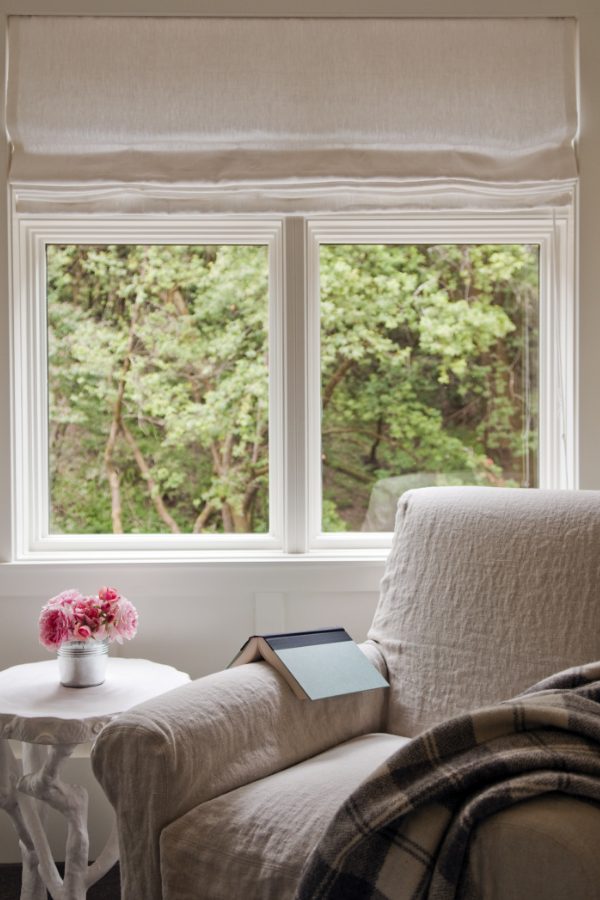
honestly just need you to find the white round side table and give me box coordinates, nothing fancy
[0,657,190,900]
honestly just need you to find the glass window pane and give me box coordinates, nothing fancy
[320,244,539,533]
[47,244,269,535]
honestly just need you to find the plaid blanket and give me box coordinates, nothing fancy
[295,661,600,900]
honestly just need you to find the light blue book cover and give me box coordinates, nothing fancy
[270,630,389,700]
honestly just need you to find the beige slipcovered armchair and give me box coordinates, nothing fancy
[92,488,600,900]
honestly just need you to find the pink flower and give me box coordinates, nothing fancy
[39,606,71,649]
[114,598,138,643]
[39,586,138,648]
[81,599,100,621]
[47,588,83,607]
[72,624,92,640]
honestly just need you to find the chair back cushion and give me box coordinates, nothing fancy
[368,487,600,737]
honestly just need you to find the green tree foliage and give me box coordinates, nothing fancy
[48,244,269,534]
[47,242,538,535]
[321,244,538,530]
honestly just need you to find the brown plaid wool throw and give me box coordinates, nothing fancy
[295,661,600,900]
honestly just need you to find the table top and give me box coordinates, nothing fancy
[0,658,190,745]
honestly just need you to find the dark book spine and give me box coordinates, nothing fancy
[266,629,350,651]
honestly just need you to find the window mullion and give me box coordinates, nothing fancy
[282,217,309,553]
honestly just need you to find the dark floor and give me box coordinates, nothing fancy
[0,862,121,899]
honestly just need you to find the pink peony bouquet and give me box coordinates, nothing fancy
[39,587,138,650]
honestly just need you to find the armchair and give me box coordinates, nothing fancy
[92,487,600,900]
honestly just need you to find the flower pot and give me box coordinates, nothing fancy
[57,639,109,687]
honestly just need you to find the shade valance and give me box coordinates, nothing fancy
[6,16,577,186]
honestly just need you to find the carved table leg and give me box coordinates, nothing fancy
[18,743,89,899]
[0,741,47,900]
[85,820,119,888]
[19,744,64,898]
[13,741,119,900]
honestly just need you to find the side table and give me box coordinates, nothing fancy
[0,657,190,900]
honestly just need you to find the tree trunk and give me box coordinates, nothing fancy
[193,502,215,534]
[121,422,181,533]
[104,417,123,534]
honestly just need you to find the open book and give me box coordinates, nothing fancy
[229,627,389,701]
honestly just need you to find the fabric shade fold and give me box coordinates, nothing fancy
[6,16,578,186]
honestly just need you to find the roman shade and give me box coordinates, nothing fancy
[6,17,577,188]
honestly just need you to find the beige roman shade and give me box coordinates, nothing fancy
[6,16,577,187]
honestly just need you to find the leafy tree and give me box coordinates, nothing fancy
[48,244,269,534]
[320,244,538,530]
[47,242,538,535]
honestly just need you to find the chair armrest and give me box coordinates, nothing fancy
[91,639,387,900]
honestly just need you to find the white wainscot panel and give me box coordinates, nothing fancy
[285,591,380,643]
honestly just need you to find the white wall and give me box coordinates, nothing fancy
[1,0,599,866]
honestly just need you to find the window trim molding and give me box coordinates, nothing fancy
[10,212,285,557]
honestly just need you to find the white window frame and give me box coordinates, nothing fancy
[307,212,577,551]
[9,195,577,561]
[306,211,577,551]
[11,215,285,557]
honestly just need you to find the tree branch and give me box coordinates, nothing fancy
[221,503,235,533]
[103,297,143,533]
[322,459,372,484]
[223,433,234,469]
[193,502,216,534]
[105,290,180,535]
[367,417,384,466]
[120,422,181,534]
[104,418,123,534]
[211,442,223,476]
[322,358,355,410]
[243,480,260,521]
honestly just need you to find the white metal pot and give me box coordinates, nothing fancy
[57,639,109,688]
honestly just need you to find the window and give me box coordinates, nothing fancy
[11,207,575,558]
[305,214,576,551]
[12,217,283,555]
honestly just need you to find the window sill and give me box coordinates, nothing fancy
[6,547,391,566]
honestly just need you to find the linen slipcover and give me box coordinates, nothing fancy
[92,487,600,900]
[92,643,387,900]
[468,795,600,899]
[160,733,408,900]
[370,487,600,736]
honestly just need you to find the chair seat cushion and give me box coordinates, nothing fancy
[466,794,600,900]
[159,732,408,900]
